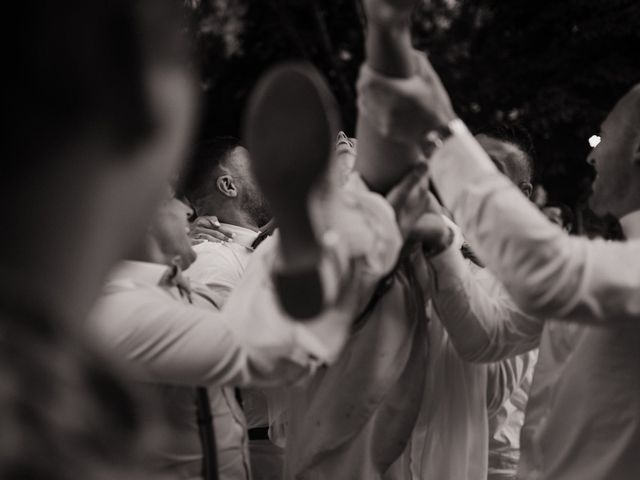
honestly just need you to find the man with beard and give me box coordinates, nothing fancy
[184,136,280,479]
[185,137,272,305]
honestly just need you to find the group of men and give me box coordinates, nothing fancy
[1,1,638,480]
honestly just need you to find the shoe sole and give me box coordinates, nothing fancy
[243,63,341,319]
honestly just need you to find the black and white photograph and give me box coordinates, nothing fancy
[2,1,639,479]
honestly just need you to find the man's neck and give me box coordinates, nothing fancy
[203,208,260,232]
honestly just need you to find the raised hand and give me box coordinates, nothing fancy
[363,0,418,27]
[357,53,456,144]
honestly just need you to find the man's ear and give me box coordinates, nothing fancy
[519,181,533,198]
[216,175,238,198]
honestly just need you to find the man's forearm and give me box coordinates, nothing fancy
[430,122,640,324]
[366,23,413,77]
[356,16,420,193]
[429,245,542,363]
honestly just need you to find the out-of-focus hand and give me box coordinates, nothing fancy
[189,216,235,245]
[409,190,449,247]
[386,162,431,239]
[357,54,456,144]
[363,0,417,26]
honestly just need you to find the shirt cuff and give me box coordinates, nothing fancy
[429,241,469,292]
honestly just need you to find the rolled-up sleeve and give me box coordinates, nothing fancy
[431,121,640,325]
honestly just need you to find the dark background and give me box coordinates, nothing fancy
[185,0,640,234]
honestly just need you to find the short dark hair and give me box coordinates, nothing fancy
[179,136,243,210]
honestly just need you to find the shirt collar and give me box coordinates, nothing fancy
[108,260,170,286]
[196,216,260,248]
[218,222,261,248]
[620,210,640,239]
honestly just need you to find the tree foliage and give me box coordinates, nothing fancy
[186,0,640,216]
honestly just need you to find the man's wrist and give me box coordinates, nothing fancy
[422,225,455,258]
[419,117,463,159]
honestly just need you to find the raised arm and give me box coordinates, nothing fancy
[357,56,640,325]
[355,0,421,193]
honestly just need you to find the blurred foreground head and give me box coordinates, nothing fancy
[2,0,198,321]
[1,3,197,479]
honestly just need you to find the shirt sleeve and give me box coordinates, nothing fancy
[89,287,314,388]
[430,121,640,325]
[428,245,543,362]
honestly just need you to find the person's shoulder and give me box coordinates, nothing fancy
[470,262,510,298]
[90,278,177,334]
[193,240,231,255]
[187,242,248,288]
[191,240,238,267]
[101,276,169,300]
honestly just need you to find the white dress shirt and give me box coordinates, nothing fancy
[488,350,538,480]
[284,252,430,480]
[186,222,284,480]
[89,261,251,480]
[90,260,326,389]
[89,179,402,480]
[186,223,269,430]
[429,122,640,479]
[386,253,537,480]
[187,223,258,308]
